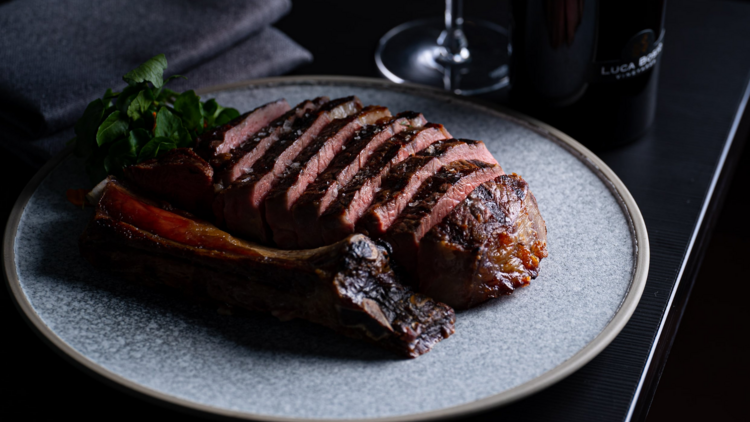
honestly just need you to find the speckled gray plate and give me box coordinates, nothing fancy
[4,77,648,421]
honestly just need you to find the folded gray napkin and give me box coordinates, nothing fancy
[0,26,313,166]
[0,0,312,165]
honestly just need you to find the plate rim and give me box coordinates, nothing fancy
[3,75,649,422]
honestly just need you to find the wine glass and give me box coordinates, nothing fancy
[375,0,509,95]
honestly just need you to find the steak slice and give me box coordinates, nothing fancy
[358,139,500,238]
[292,111,427,249]
[318,123,451,245]
[384,160,504,278]
[217,97,362,243]
[80,179,455,358]
[266,105,392,249]
[418,174,548,309]
[123,148,214,217]
[213,99,325,188]
[194,99,290,161]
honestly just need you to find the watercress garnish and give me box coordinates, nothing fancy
[69,54,239,184]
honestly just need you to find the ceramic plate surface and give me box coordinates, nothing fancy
[3,77,648,421]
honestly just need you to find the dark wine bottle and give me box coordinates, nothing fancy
[509,0,666,149]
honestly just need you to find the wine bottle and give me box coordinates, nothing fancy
[509,0,666,149]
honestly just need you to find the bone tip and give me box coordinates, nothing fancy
[346,234,379,260]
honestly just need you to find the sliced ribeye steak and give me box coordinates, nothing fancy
[216,97,362,243]
[292,111,427,249]
[418,174,548,309]
[385,160,504,278]
[79,179,455,357]
[358,138,500,238]
[212,99,326,187]
[318,123,451,246]
[266,105,392,248]
[194,99,290,161]
[123,148,214,217]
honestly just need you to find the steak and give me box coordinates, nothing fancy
[292,112,427,249]
[217,97,362,243]
[79,179,455,358]
[384,160,504,278]
[358,139,500,238]
[266,105,392,249]
[318,123,451,246]
[123,148,214,217]
[212,99,325,187]
[194,99,290,161]
[418,174,548,309]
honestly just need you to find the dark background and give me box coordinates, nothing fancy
[2,1,749,421]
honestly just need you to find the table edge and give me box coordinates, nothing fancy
[627,71,750,421]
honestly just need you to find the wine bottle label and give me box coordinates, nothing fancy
[591,30,664,83]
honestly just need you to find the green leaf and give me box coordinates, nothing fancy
[126,90,154,121]
[116,83,147,114]
[215,108,240,126]
[172,127,194,148]
[73,99,105,157]
[123,54,168,88]
[201,99,220,128]
[163,74,187,85]
[155,87,179,103]
[96,111,129,147]
[173,90,203,130]
[104,136,140,177]
[103,88,120,100]
[138,136,176,163]
[112,136,139,160]
[103,105,117,119]
[202,99,219,117]
[128,128,152,150]
[154,107,183,138]
[102,88,116,109]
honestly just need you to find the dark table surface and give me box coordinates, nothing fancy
[3,1,750,421]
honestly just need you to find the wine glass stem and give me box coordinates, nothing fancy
[438,0,470,64]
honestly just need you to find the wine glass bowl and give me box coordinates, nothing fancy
[375,7,509,95]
